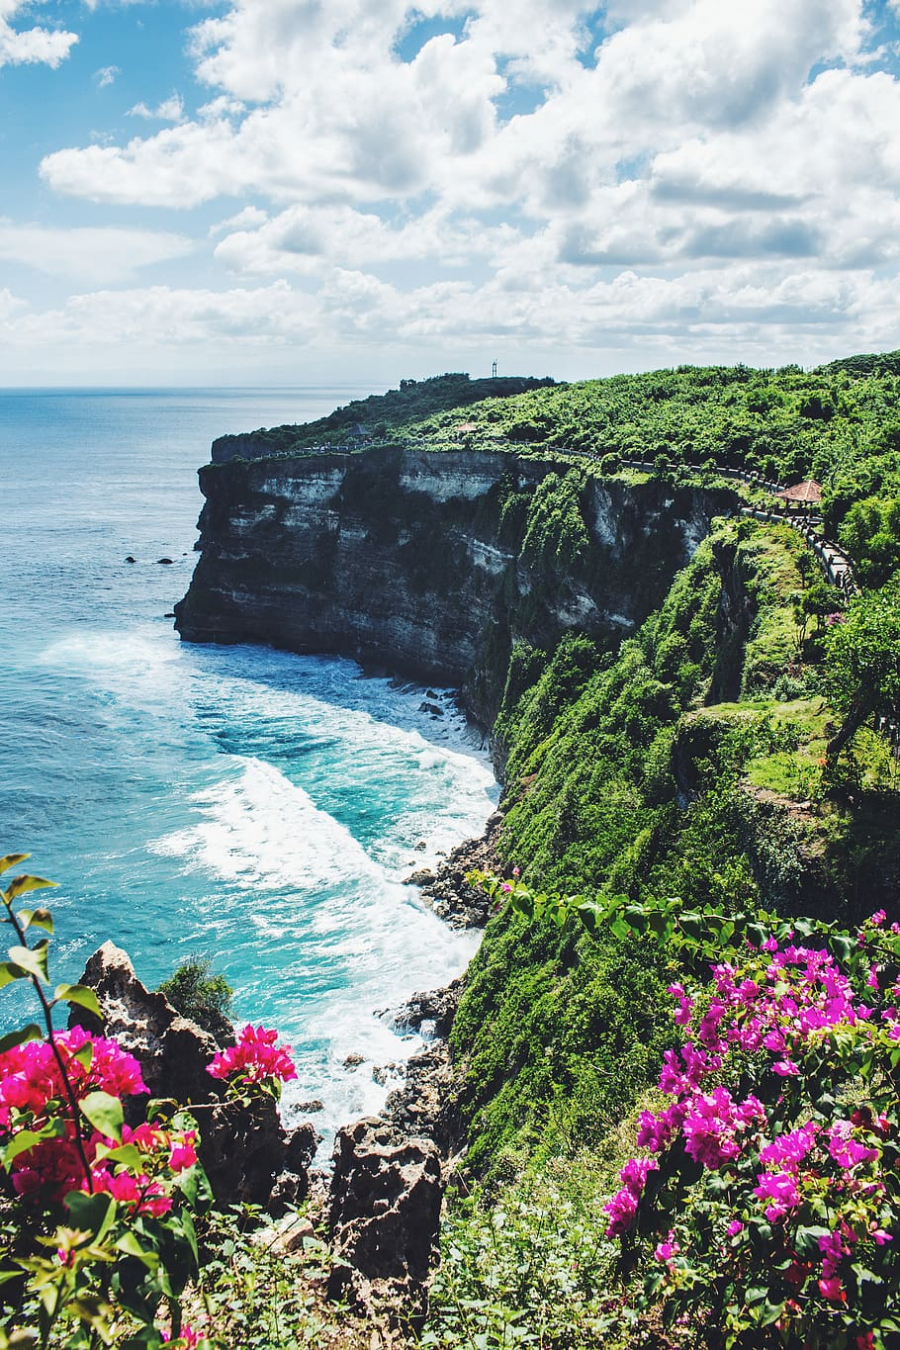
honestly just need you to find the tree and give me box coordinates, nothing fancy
[822,584,900,763]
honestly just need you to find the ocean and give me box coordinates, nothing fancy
[0,388,497,1141]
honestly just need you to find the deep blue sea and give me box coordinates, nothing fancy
[0,388,497,1140]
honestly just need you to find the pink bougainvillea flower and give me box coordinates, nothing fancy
[604,1157,658,1238]
[826,1121,879,1170]
[90,1167,172,1218]
[753,1171,800,1222]
[169,1132,198,1173]
[207,1025,296,1086]
[654,1231,680,1262]
[759,1122,819,1173]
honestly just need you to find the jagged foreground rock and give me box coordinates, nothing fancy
[327,1118,443,1330]
[68,942,317,1212]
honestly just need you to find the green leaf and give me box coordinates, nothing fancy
[0,854,29,876]
[98,1143,143,1169]
[0,961,26,989]
[64,1190,117,1241]
[0,1023,42,1055]
[17,908,53,935]
[72,1041,94,1072]
[4,1120,65,1166]
[4,875,57,902]
[115,1232,159,1272]
[54,984,102,1020]
[79,1090,123,1143]
[7,942,49,984]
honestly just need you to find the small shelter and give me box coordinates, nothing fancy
[777,479,823,511]
[455,421,479,438]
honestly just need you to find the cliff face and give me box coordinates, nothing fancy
[175,446,735,729]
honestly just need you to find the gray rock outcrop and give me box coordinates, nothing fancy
[327,1117,443,1327]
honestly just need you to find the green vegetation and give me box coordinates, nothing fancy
[822,584,900,762]
[12,352,900,1347]
[231,373,555,454]
[158,955,234,1041]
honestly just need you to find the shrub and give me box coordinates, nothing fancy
[158,956,234,1041]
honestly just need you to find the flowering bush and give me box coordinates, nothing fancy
[472,872,900,1346]
[0,853,215,1350]
[604,911,900,1348]
[206,1024,296,1100]
[0,852,296,1350]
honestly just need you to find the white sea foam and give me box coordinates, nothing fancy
[38,626,495,1149]
[149,749,486,1149]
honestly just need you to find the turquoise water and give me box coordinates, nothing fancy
[0,389,497,1139]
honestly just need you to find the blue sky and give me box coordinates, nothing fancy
[2,0,900,385]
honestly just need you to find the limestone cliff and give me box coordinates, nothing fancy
[175,445,736,730]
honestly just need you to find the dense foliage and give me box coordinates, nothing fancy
[157,958,234,1042]
[233,372,555,453]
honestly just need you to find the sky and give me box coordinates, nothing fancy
[3,0,900,386]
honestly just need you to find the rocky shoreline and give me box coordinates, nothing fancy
[66,805,504,1330]
[403,808,504,929]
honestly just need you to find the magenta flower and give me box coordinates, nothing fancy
[759,1121,819,1173]
[604,1157,658,1238]
[654,1231,680,1262]
[826,1121,879,1170]
[207,1025,297,1086]
[753,1170,800,1222]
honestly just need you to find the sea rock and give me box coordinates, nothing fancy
[68,942,318,1210]
[383,1042,461,1158]
[157,557,174,565]
[67,941,228,1105]
[380,981,466,1156]
[327,1117,443,1327]
[415,812,504,928]
[403,867,434,887]
[383,979,463,1041]
[124,555,136,564]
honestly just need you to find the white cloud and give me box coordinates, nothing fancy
[19,0,900,373]
[127,93,185,122]
[2,260,898,366]
[0,0,77,69]
[209,204,268,237]
[0,221,194,283]
[94,64,119,88]
[212,203,516,274]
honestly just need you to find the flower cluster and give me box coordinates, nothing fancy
[607,913,900,1346]
[0,1022,147,1133]
[0,1026,198,1215]
[207,1024,296,1093]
